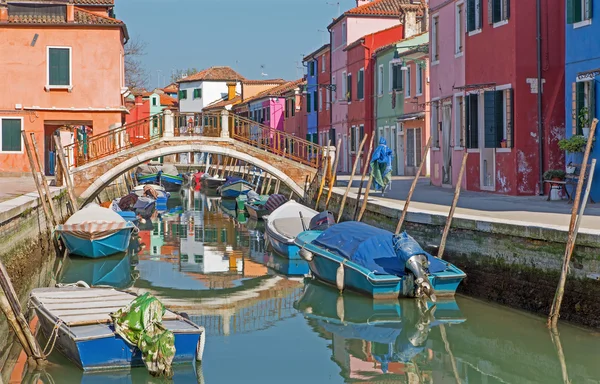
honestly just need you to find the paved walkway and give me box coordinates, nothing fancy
[0,177,41,203]
[334,176,600,231]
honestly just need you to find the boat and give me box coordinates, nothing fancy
[131,184,170,210]
[115,211,139,225]
[294,221,466,301]
[220,199,238,218]
[264,200,332,259]
[217,176,254,199]
[201,174,226,190]
[58,253,134,289]
[30,286,205,372]
[247,193,288,220]
[236,190,268,212]
[56,204,136,259]
[136,164,183,192]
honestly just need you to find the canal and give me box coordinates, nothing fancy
[3,187,600,383]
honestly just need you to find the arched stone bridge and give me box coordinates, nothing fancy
[65,110,330,205]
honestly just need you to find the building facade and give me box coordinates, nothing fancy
[565,0,600,201]
[0,0,128,175]
[177,66,244,113]
[316,46,332,147]
[303,45,326,143]
[282,81,307,138]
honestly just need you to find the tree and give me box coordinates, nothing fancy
[170,68,199,83]
[124,36,149,90]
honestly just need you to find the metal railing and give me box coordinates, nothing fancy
[173,112,220,138]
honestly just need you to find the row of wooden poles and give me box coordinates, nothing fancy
[313,120,599,330]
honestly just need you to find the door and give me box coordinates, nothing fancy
[442,103,453,186]
[397,123,405,176]
[406,128,422,176]
[480,92,495,190]
[389,124,397,176]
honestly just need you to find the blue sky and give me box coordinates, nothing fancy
[116,0,356,88]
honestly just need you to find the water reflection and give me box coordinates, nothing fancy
[58,253,136,289]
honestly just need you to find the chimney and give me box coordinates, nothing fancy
[356,0,371,6]
[226,82,236,101]
[402,9,420,39]
[135,95,143,105]
[66,3,74,22]
[0,4,8,22]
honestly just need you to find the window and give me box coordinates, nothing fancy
[179,90,187,100]
[351,125,356,152]
[47,47,71,87]
[322,54,326,72]
[310,61,315,76]
[341,71,347,101]
[346,73,352,101]
[357,68,364,100]
[291,98,296,116]
[285,99,289,118]
[193,88,202,99]
[432,16,440,62]
[456,3,464,54]
[326,86,331,110]
[266,106,270,121]
[1,118,22,152]
[573,80,596,135]
[378,65,384,95]
[390,64,403,92]
[307,93,312,113]
[466,0,482,32]
[416,65,423,96]
[489,0,510,24]
[465,93,479,148]
[332,30,335,48]
[332,75,336,101]
[152,97,157,106]
[314,90,318,111]
[431,102,440,147]
[483,89,514,148]
[455,95,465,147]
[568,0,593,24]
[405,66,411,97]
[319,89,323,111]
[342,22,347,45]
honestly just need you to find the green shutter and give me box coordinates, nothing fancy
[307,93,311,112]
[466,94,479,149]
[590,80,596,120]
[567,0,574,23]
[493,0,502,22]
[2,119,22,152]
[467,0,475,31]
[505,0,510,19]
[484,91,497,148]
[313,91,318,111]
[479,0,484,27]
[576,82,585,135]
[347,74,352,101]
[573,0,583,22]
[49,48,70,86]
[495,90,504,145]
[285,100,289,118]
[360,125,365,142]
[488,0,494,24]
[506,89,514,147]
[358,71,364,99]
[587,0,592,19]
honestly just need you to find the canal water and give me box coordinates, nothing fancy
[4,187,600,383]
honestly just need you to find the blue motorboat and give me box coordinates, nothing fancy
[116,211,139,225]
[59,253,134,289]
[217,176,254,199]
[136,164,183,192]
[295,221,466,300]
[56,204,136,259]
[264,201,331,260]
[30,286,205,372]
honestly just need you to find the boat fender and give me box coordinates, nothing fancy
[196,326,206,362]
[299,247,313,262]
[336,295,345,323]
[336,263,344,292]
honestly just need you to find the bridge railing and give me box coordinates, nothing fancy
[172,112,220,138]
[63,113,164,167]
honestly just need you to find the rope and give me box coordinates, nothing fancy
[42,319,63,357]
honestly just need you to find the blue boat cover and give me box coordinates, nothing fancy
[224,176,243,184]
[313,222,446,276]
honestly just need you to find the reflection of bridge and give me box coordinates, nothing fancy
[62,111,329,204]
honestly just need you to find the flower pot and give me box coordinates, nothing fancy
[500,141,507,148]
[582,127,590,138]
[566,165,576,174]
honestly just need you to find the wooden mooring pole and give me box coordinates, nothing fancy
[437,152,469,259]
[30,133,60,226]
[314,140,331,209]
[325,138,343,210]
[395,136,433,234]
[548,119,597,328]
[338,134,368,223]
[356,174,374,223]
[22,131,54,229]
[353,136,375,221]
[53,135,79,213]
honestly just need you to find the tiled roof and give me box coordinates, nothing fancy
[74,0,114,5]
[178,66,245,83]
[204,95,242,110]
[303,43,330,62]
[329,0,426,28]
[162,83,178,93]
[242,79,305,104]
[160,94,178,107]
[374,31,429,54]
[6,6,124,26]
[243,79,286,85]
[74,7,123,25]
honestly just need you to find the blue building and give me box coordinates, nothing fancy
[303,45,328,143]
[565,0,600,200]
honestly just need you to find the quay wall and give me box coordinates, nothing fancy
[0,187,69,376]
[315,188,600,328]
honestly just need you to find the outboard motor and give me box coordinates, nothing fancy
[393,232,437,302]
[308,211,335,231]
[246,190,260,203]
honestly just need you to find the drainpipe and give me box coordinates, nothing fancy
[329,28,334,145]
[536,0,544,194]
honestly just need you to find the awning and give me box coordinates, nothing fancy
[577,68,600,81]
[397,112,425,122]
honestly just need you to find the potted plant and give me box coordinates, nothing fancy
[500,139,507,148]
[543,169,566,182]
[558,135,587,153]
[566,162,576,174]
[578,107,591,138]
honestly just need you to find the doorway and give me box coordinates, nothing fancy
[396,123,405,176]
[478,93,495,191]
[442,103,453,186]
[406,127,422,176]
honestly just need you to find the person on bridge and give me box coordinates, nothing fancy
[370,137,394,196]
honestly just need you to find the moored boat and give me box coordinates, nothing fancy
[295,221,466,301]
[217,176,254,199]
[56,204,136,259]
[59,253,134,289]
[30,286,205,372]
[236,190,268,212]
[201,174,226,190]
[136,164,183,192]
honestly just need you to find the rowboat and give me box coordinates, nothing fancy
[58,253,134,289]
[136,164,183,192]
[115,211,139,225]
[201,174,226,190]
[30,286,205,372]
[246,193,288,220]
[264,200,327,259]
[131,184,169,210]
[56,204,136,259]
[236,191,268,212]
[295,221,466,300]
[217,176,254,199]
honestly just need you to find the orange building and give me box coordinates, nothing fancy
[0,0,128,175]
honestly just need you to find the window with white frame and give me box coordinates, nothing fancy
[568,0,592,24]
[342,22,347,45]
[48,47,71,87]
[322,54,326,72]
[483,88,514,148]
[357,68,364,100]
[390,63,403,92]
[416,65,423,95]
[454,95,465,147]
[490,0,510,24]
[378,65,384,95]
[319,89,323,111]
[341,71,347,101]
[326,86,331,109]
[332,75,336,101]
[0,117,22,153]
[432,16,439,62]
[572,80,595,135]
[431,101,439,147]
[466,0,482,32]
[456,2,464,54]
[405,66,411,97]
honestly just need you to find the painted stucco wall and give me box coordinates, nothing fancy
[178,81,241,113]
[565,0,600,201]
[149,93,162,116]
[317,49,331,145]
[429,0,466,188]
[305,59,318,136]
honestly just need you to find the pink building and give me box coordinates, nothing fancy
[428,0,466,188]
[328,0,403,173]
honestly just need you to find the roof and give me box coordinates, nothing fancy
[328,0,425,29]
[240,79,305,105]
[178,66,245,83]
[374,31,429,55]
[303,43,331,62]
[344,23,403,52]
[160,94,178,107]
[162,83,178,93]
[204,95,242,111]
[243,79,286,85]
[74,0,114,5]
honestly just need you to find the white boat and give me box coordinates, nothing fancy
[131,184,167,196]
[264,200,318,260]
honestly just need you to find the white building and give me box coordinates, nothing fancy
[177,66,244,113]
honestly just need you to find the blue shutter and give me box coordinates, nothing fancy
[2,119,22,152]
[484,91,498,148]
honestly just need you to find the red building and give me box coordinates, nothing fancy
[345,24,404,169]
[463,0,564,195]
[125,95,150,125]
[282,80,307,137]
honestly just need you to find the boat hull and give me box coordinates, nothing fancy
[219,182,253,199]
[202,177,225,189]
[245,204,268,220]
[59,228,134,259]
[160,174,184,192]
[265,225,301,260]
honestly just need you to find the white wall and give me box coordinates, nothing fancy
[178,81,242,113]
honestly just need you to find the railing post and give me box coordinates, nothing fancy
[164,110,174,138]
[220,110,230,138]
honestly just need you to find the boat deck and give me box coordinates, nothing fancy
[272,217,312,239]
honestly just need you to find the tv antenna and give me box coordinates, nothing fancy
[260,64,268,77]
[326,1,340,17]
